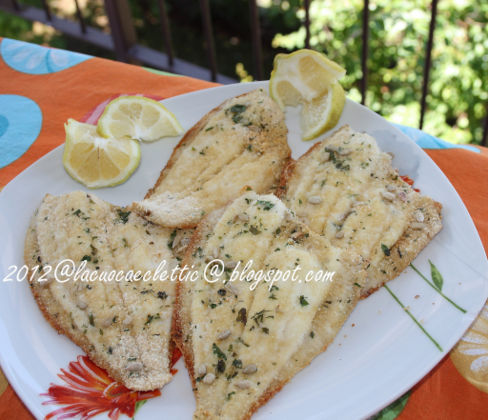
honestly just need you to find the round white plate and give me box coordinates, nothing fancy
[0,81,487,420]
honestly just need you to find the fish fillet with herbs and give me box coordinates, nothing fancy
[279,125,442,296]
[25,191,178,390]
[132,89,291,228]
[175,192,365,419]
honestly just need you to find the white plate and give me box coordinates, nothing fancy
[0,81,487,420]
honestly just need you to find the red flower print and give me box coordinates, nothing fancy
[41,351,179,420]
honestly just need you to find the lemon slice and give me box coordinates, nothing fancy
[63,119,141,188]
[97,96,183,142]
[270,49,346,109]
[269,49,346,141]
[301,81,346,140]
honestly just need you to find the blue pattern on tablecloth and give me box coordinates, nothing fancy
[0,38,90,75]
[0,95,42,168]
[394,123,480,153]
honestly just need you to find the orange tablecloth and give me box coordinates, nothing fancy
[0,38,487,420]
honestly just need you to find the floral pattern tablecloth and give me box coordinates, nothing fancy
[0,38,487,420]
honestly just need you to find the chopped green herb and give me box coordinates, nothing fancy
[381,244,391,256]
[217,359,226,373]
[237,337,250,347]
[236,308,247,324]
[145,313,160,325]
[230,104,246,114]
[168,229,177,249]
[212,343,227,360]
[227,104,248,124]
[299,295,309,306]
[117,209,131,224]
[251,309,273,325]
[325,147,350,171]
[249,225,261,235]
[257,200,275,211]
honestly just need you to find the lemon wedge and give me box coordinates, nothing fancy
[63,119,141,188]
[97,96,183,142]
[301,81,346,140]
[269,49,346,140]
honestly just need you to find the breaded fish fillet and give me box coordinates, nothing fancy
[174,192,365,419]
[132,89,291,228]
[25,191,178,390]
[279,125,442,296]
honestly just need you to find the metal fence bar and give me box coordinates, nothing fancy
[40,0,51,21]
[360,0,369,105]
[482,104,488,147]
[0,3,236,84]
[0,4,114,49]
[73,0,86,34]
[103,0,137,63]
[10,0,19,11]
[249,0,263,80]
[304,0,311,49]
[199,0,218,82]
[419,0,438,129]
[157,0,174,67]
[128,44,236,84]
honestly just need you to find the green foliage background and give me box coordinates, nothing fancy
[0,0,486,144]
[272,0,487,145]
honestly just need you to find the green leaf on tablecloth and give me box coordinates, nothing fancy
[429,260,444,291]
[133,399,148,419]
[372,391,410,420]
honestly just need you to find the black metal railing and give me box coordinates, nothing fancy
[0,0,486,146]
